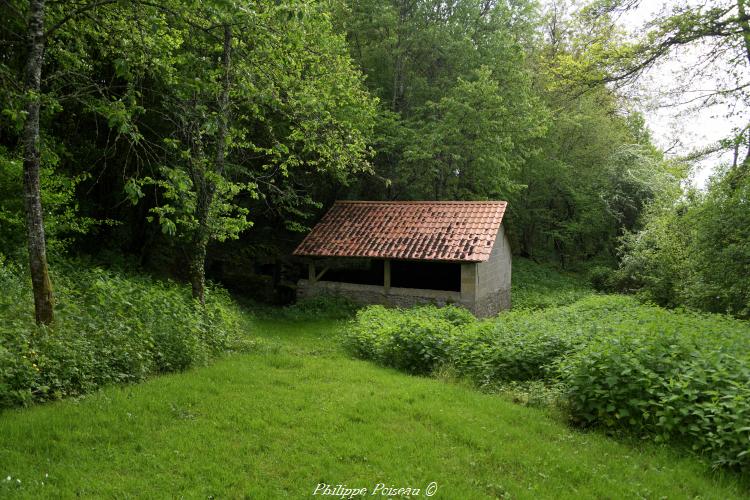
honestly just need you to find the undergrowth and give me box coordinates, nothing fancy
[511,258,594,309]
[0,256,252,408]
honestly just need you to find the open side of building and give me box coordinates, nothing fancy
[293,201,511,317]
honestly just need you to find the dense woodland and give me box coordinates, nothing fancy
[1,0,749,319]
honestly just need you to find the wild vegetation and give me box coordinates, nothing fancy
[1,311,748,498]
[610,170,750,318]
[0,257,250,408]
[0,0,691,319]
[1,0,748,319]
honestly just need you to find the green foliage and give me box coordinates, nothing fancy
[344,305,473,374]
[134,0,377,240]
[510,84,674,264]
[559,304,750,469]
[343,287,750,469]
[2,0,377,290]
[337,0,674,265]
[343,298,594,381]
[139,166,254,241]
[404,66,546,200]
[0,147,97,256]
[511,257,593,309]
[0,258,251,408]
[618,168,750,317]
[341,0,548,202]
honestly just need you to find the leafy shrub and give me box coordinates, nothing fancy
[450,320,578,384]
[558,305,750,468]
[617,170,750,318]
[449,296,634,384]
[344,305,472,374]
[345,296,632,383]
[0,258,250,408]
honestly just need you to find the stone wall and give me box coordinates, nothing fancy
[472,225,512,316]
[297,279,467,310]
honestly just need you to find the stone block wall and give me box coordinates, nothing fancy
[297,280,467,310]
[473,226,512,315]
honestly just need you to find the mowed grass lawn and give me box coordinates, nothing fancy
[1,318,748,498]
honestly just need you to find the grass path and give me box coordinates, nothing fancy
[0,319,747,498]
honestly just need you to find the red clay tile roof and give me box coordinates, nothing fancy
[293,201,507,262]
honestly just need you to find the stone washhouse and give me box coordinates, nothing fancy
[293,201,511,317]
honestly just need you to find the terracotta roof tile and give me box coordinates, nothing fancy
[293,201,507,262]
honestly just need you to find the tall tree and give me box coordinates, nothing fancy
[184,22,234,304]
[131,1,376,303]
[6,0,176,322]
[560,0,750,167]
[21,0,53,324]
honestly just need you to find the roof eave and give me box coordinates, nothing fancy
[291,252,490,263]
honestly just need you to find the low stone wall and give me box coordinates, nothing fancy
[297,279,466,310]
[297,279,508,317]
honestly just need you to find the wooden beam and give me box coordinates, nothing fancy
[308,262,316,283]
[384,259,391,293]
[315,266,329,282]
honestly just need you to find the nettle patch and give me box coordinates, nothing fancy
[558,309,750,469]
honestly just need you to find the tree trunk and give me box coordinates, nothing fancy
[189,230,208,305]
[188,24,232,305]
[187,130,209,305]
[737,1,750,170]
[23,0,54,325]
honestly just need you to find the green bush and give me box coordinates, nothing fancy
[345,296,633,383]
[0,258,250,408]
[558,305,750,469]
[344,305,472,374]
[449,296,636,384]
[617,170,750,318]
[450,320,578,384]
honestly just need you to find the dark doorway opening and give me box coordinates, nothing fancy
[391,260,461,292]
[320,259,384,286]
[315,259,462,292]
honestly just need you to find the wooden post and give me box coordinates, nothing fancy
[384,259,391,293]
[308,262,316,283]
